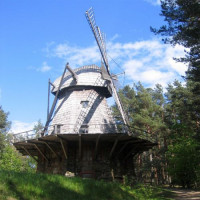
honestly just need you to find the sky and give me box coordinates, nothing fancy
[0,0,187,133]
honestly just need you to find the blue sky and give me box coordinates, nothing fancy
[0,0,187,133]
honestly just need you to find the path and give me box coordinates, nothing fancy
[168,188,200,200]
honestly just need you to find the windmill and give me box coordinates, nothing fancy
[85,8,129,131]
[13,8,156,180]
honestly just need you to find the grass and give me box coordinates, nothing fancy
[0,170,173,200]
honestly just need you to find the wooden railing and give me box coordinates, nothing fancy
[12,123,156,143]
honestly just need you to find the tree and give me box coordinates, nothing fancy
[114,82,200,187]
[151,0,200,64]
[33,119,44,138]
[113,83,168,185]
[151,0,200,121]
[167,137,200,188]
[164,80,200,188]
[0,107,10,155]
[0,106,36,172]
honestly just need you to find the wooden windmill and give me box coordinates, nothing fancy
[13,8,155,180]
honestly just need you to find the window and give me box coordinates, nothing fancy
[81,101,89,108]
[79,124,89,133]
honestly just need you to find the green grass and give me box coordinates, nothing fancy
[0,170,173,200]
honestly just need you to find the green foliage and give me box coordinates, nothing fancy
[0,144,36,173]
[0,106,10,131]
[33,119,44,138]
[151,0,200,62]
[113,80,200,188]
[167,137,200,188]
[151,0,200,122]
[0,170,172,200]
[0,106,36,173]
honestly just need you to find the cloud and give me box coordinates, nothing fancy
[37,62,51,72]
[10,120,37,134]
[28,61,52,72]
[44,38,187,89]
[144,0,161,6]
[51,43,100,67]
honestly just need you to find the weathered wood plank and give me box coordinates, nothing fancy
[79,134,81,159]
[22,146,38,162]
[59,138,67,159]
[94,134,101,159]
[34,144,48,162]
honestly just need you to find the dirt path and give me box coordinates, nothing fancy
[168,188,200,200]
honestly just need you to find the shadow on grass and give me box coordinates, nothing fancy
[3,171,84,200]
[2,170,174,200]
[7,180,28,200]
[1,171,136,200]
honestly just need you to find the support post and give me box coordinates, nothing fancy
[79,134,81,159]
[116,140,140,157]
[22,146,38,162]
[59,138,67,159]
[39,141,60,158]
[94,134,101,159]
[43,63,69,135]
[109,136,120,159]
[34,144,48,162]
[123,144,140,161]
[47,79,50,121]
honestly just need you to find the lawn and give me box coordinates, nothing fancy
[0,170,173,200]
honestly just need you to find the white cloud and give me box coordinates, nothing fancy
[52,43,100,67]
[10,120,37,134]
[37,62,51,72]
[29,61,52,72]
[45,38,187,89]
[144,0,161,6]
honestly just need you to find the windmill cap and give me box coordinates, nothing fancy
[52,64,111,97]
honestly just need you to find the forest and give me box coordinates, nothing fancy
[0,0,200,193]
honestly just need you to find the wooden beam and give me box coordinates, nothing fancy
[94,134,101,159]
[39,140,60,158]
[34,144,48,162]
[116,140,141,157]
[79,134,81,159]
[43,63,68,134]
[116,142,130,157]
[66,64,78,83]
[123,144,140,161]
[109,136,120,159]
[38,138,60,144]
[28,140,46,146]
[22,147,38,162]
[59,138,67,159]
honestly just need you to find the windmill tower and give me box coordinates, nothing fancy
[13,8,155,180]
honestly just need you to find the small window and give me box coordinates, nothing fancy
[81,101,89,108]
[79,124,89,134]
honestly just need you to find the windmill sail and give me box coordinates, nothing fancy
[85,7,129,128]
